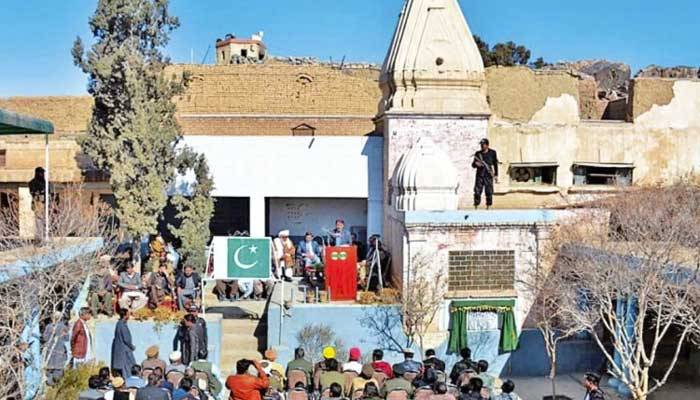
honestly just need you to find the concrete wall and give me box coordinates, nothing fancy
[268,197,367,239]
[180,136,384,238]
[93,316,222,370]
[267,302,602,377]
[381,115,488,213]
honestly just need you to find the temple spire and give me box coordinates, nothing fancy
[378,0,489,116]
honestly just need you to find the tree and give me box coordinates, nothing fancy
[473,35,536,67]
[400,251,447,357]
[72,0,214,267]
[0,186,115,398]
[532,57,548,69]
[169,149,216,270]
[295,324,347,363]
[553,184,700,400]
[520,250,579,400]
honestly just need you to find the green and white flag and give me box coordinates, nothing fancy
[208,237,271,279]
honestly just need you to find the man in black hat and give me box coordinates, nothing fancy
[472,138,499,209]
[582,372,605,400]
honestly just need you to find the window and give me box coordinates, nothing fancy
[241,49,248,57]
[0,150,5,167]
[572,162,634,186]
[508,162,557,185]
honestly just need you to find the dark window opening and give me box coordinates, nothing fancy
[241,49,248,57]
[508,163,557,185]
[0,150,6,167]
[573,163,634,186]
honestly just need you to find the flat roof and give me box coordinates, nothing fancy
[0,237,103,283]
[404,209,563,226]
[0,108,54,135]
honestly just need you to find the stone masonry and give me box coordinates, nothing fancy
[448,250,515,292]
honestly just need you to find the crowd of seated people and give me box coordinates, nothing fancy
[79,345,223,400]
[218,346,522,400]
[87,233,203,316]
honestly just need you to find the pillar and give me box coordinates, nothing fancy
[18,186,36,239]
[249,195,265,237]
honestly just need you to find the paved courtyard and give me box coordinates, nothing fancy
[505,374,700,399]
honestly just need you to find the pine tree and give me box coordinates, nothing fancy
[73,0,214,268]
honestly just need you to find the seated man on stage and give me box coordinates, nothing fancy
[330,219,352,246]
[297,232,322,267]
[117,263,148,311]
[176,265,201,310]
[272,230,295,282]
[146,262,175,309]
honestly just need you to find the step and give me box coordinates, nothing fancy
[221,334,261,349]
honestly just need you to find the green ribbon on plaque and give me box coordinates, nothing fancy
[226,238,271,279]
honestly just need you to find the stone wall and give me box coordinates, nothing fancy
[628,78,675,120]
[0,96,92,135]
[448,250,515,292]
[485,66,580,122]
[168,64,380,116]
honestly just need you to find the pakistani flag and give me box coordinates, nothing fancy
[226,238,271,279]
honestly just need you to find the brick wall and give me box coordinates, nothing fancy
[448,250,515,292]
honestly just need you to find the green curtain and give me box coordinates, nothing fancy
[448,308,468,353]
[447,299,519,354]
[500,309,518,352]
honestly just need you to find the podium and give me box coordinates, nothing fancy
[324,246,358,301]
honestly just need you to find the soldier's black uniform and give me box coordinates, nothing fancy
[472,149,499,207]
[584,388,606,400]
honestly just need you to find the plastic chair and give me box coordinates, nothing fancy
[430,394,456,400]
[387,390,409,400]
[287,369,308,390]
[414,388,434,400]
[403,372,418,382]
[342,371,358,395]
[371,372,388,389]
[288,388,309,400]
[166,370,184,388]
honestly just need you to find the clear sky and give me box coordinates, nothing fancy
[1,0,698,96]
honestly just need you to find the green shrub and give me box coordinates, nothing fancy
[45,362,104,400]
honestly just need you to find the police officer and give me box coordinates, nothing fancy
[472,138,499,209]
[583,372,605,400]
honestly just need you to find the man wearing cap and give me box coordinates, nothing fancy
[142,345,166,373]
[166,351,186,374]
[263,349,286,379]
[583,372,605,400]
[272,230,295,282]
[313,346,341,389]
[472,138,499,209]
[342,347,363,374]
[394,350,422,374]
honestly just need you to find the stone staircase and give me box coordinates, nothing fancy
[219,316,268,374]
[203,283,269,375]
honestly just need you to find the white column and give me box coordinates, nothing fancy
[249,195,266,237]
[18,186,36,239]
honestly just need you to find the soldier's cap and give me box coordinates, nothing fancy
[584,372,601,385]
[479,138,489,145]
